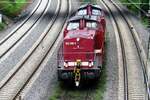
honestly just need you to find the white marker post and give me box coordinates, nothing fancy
[148,36,150,99]
[148,10,150,14]
[148,3,150,100]
[0,14,2,23]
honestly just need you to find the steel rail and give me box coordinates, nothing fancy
[0,0,70,99]
[0,0,57,90]
[0,0,52,90]
[102,0,147,100]
[102,0,129,99]
[0,0,42,45]
[101,0,129,100]
[0,0,50,58]
[109,1,149,99]
[14,0,70,99]
[0,0,53,87]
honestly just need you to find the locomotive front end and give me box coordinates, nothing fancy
[58,30,102,86]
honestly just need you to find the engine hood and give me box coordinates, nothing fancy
[64,29,96,39]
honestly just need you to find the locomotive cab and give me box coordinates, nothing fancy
[77,4,103,16]
[76,4,106,30]
[58,16,105,86]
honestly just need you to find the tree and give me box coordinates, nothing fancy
[141,0,149,13]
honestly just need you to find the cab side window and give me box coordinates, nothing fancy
[67,22,79,30]
[77,9,87,15]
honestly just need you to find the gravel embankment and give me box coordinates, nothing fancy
[17,0,80,100]
[0,0,58,82]
[97,1,119,100]
[100,0,150,99]
[114,0,149,56]
[0,0,37,40]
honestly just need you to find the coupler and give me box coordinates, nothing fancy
[74,60,81,87]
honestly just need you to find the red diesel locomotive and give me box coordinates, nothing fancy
[76,4,106,30]
[57,15,105,86]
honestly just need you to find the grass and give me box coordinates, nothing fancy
[49,83,63,100]
[0,0,28,17]
[49,73,107,100]
[83,0,89,1]
[0,22,6,31]
[141,16,149,27]
[93,67,106,100]
[120,0,140,14]
[80,0,97,4]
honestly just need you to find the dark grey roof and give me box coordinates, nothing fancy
[78,4,102,10]
[68,15,98,22]
[68,16,83,22]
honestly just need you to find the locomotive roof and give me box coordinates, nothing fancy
[68,15,98,22]
[78,4,102,10]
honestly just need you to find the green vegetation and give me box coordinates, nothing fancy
[89,65,106,100]
[49,70,106,100]
[120,0,149,12]
[0,0,28,17]
[49,84,62,100]
[83,0,92,2]
[93,68,106,100]
[0,22,6,31]
[120,0,139,14]
[141,16,149,27]
[81,0,97,4]
[119,0,149,27]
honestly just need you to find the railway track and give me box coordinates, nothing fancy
[60,87,93,100]
[0,0,52,83]
[101,0,147,100]
[0,0,60,83]
[0,0,70,99]
[0,0,49,58]
[0,0,41,45]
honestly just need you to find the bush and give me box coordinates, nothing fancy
[119,0,149,27]
[0,22,5,30]
[0,0,27,17]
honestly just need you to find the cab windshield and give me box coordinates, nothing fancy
[67,22,79,30]
[77,9,87,15]
[92,9,101,15]
[65,32,90,39]
[86,21,98,29]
